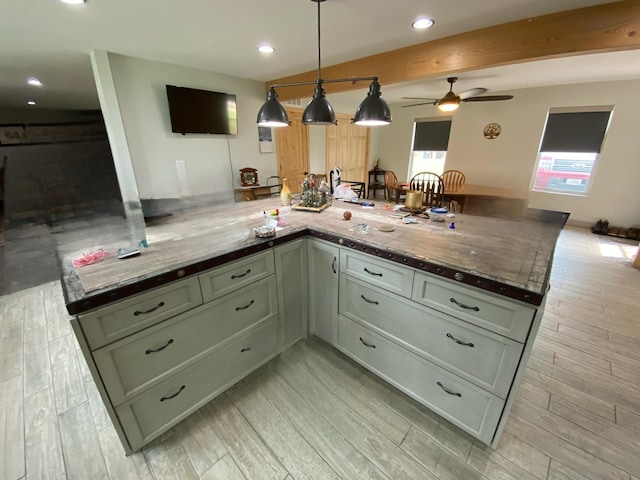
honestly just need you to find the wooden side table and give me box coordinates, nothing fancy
[368,168,386,199]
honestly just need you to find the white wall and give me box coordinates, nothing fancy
[377,80,640,227]
[103,52,277,201]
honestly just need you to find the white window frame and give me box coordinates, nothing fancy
[530,106,613,197]
[409,116,452,180]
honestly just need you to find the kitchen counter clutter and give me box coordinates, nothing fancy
[62,200,567,313]
[61,200,568,454]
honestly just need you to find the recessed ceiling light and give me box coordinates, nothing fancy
[60,0,86,4]
[27,77,42,86]
[258,44,275,54]
[27,101,37,105]
[412,17,434,30]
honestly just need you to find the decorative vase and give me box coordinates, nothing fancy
[280,178,292,206]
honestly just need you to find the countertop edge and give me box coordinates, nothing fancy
[63,217,562,315]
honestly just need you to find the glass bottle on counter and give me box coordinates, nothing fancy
[280,178,292,206]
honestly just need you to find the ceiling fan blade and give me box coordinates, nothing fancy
[458,88,488,99]
[462,95,514,102]
[401,97,438,101]
[401,101,437,108]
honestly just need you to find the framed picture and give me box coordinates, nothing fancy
[258,126,273,153]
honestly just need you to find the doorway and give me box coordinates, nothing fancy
[274,108,310,194]
[325,113,370,183]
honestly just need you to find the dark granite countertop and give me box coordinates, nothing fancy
[60,199,568,314]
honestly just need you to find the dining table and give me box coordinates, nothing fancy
[443,183,523,213]
[234,184,281,201]
[390,183,524,213]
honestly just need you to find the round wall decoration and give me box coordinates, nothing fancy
[483,123,501,139]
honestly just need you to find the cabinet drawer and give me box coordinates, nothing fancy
[337,316,504,444]
[116,319,279,452]
[412,273,536,342]
[94,276,278,405]
[340,249,414,298]
[340,275,522,398]
[79,277,203,350]
[200,251,275,302]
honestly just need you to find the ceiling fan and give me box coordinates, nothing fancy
[401,77,514,111]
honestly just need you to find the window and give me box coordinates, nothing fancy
[532,108,612,195]
[409,118,452,179]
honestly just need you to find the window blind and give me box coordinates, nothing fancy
[413,120,452,151]
[540,111,611,153]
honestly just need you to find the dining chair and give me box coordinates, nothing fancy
[441,169,466,192]
[329,169,365,198]
[409,171,445,207]
[384,170,408,203]
[267,175,283,196]
[254,175,282,199]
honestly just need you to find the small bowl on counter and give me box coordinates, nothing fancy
[429,207,449,222]
[254,225,276,238]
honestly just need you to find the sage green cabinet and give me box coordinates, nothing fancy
[274,239,308,348]
[308,239,339,344]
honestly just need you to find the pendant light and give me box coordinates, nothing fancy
[353,79,392,126]
[257,0,391,127]
[256,87,289,127]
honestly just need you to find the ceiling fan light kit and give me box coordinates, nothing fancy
[257,0,391,127]
[402,76,514,111]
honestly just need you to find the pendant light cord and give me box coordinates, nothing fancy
[257,0,391,126]
[316,0,322,80]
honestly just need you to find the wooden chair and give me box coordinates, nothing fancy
[384,171,408,203]
[441,169,466,192]
[254,176,282,199]
[409,172,445,207]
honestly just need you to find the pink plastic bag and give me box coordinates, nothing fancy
[72,249,108,268]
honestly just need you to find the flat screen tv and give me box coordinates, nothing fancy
[166,85,238,135]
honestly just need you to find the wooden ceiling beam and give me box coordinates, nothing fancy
[266,1,640,101]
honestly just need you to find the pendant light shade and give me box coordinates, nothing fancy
[256,0,391,128]
[353,79,391,126]
[302,81,336,125]
[257,87,289,127]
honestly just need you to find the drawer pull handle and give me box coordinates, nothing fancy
[235,300,255,311]
[446,333,475,348]
[145,338,174,354]
[437,381,462,397]
[364,267,383,277]
[360,295,379,305]
[332,256,337,274]
[359,337,376,348]
[160,385,185,402]
[231,269,251,279]
[134,301,165,316]
[241,347,252,353]
[450,297,480,311]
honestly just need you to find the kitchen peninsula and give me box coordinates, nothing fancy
[61,200,568,454]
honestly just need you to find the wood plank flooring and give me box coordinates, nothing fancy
[1,225,639,479]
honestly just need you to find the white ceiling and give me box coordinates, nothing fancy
[1,0,639,111]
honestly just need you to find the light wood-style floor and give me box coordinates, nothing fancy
[1,226,640,480]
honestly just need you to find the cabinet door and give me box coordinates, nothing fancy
[308,240,339,344]
[275,239,308,348]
